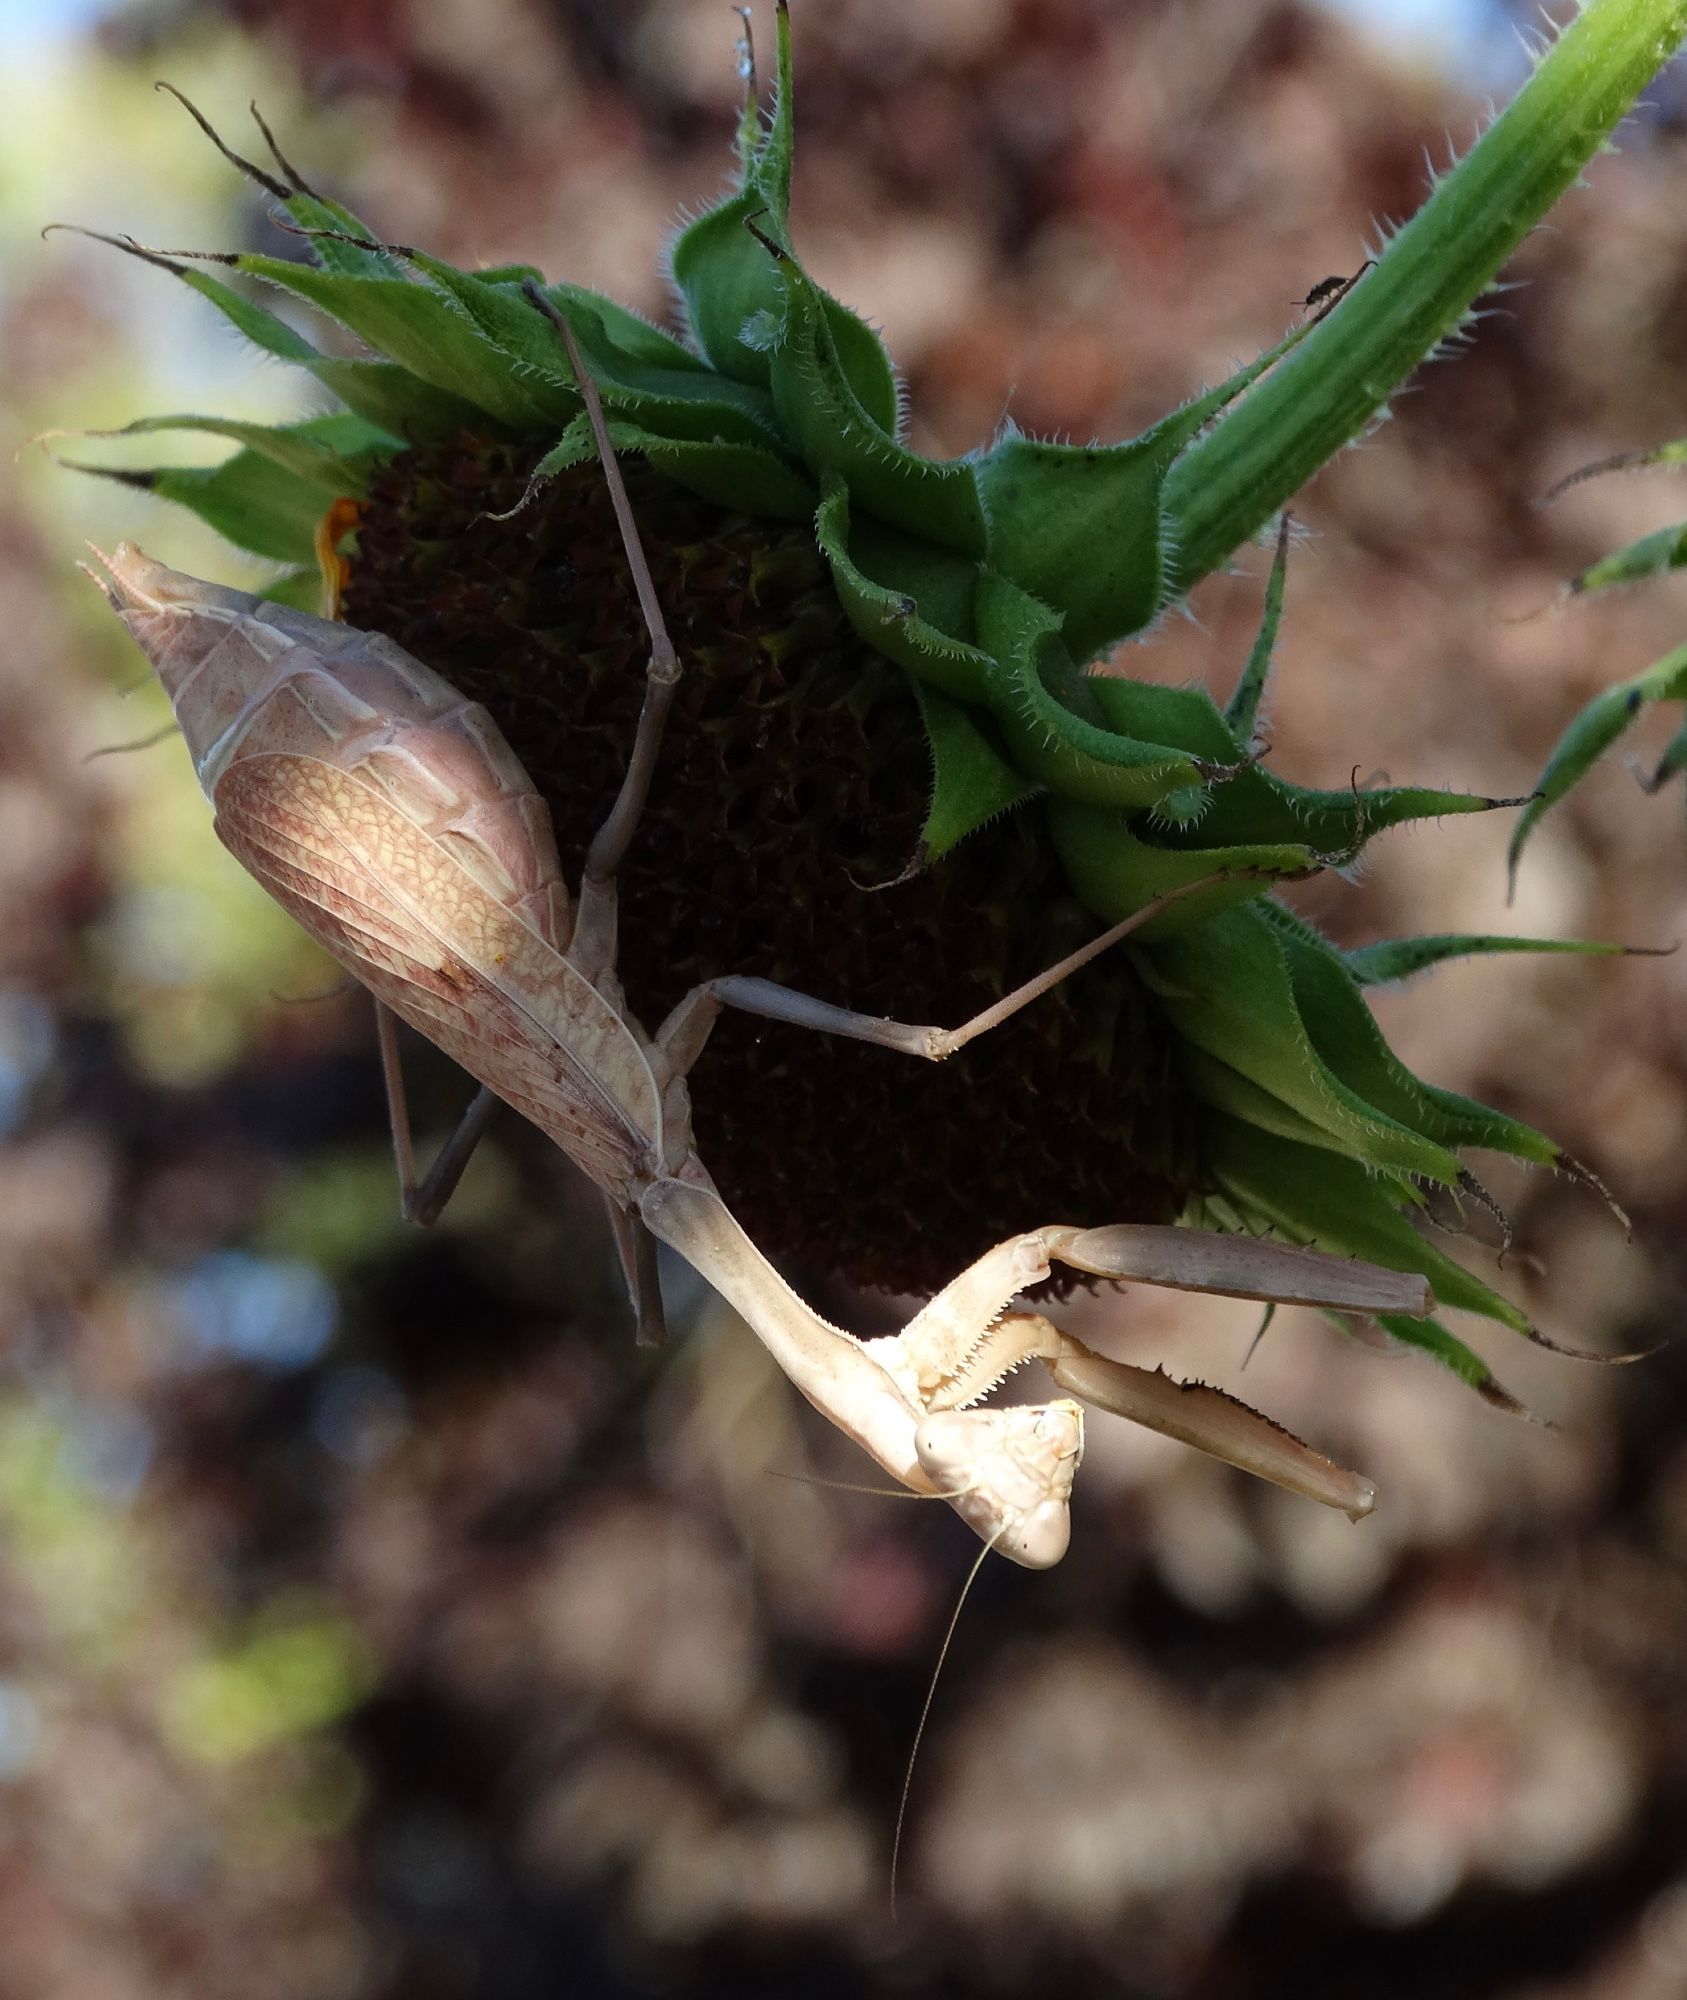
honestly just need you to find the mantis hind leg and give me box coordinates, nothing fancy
[373,999,498,1227]
[376,999,669,1343]
[651,870,1258,1077]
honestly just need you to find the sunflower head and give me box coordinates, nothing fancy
[64,7,1605,1398]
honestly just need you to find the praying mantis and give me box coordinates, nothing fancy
[87,286,1434,1568]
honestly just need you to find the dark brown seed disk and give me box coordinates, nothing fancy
[344,439,1200,1295]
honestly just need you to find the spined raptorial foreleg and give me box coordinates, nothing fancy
[645,1180,1428,1568]
[1052,1222,1431,1316]
[639,1177,1088,1567]
[887,1220,1426,1412]
[878,1219,1435,1540]
[1032,1220,1421,1519]
[1014,1315,1378,1521]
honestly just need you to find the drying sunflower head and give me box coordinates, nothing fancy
[59,1,1687,1409]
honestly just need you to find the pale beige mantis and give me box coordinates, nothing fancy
[86,289,1433,1569]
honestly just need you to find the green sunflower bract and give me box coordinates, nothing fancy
[1508,439,1687,889]
[62,5,1680,1409]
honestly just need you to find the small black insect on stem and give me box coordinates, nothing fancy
[1295,259,1377,321]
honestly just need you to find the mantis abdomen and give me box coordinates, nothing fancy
[95,543,670,1204]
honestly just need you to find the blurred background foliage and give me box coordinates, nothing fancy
[6,1,1687,1994]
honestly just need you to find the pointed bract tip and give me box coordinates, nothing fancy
[247,98,316,197]
[1557,1150,1634,1243]
[742,209,785,260]
[1476,1375,1548,1425]
[155,81,292,202]
[41,222,190,276]
[16,428,71,465]
[1516,1318,1661,1365]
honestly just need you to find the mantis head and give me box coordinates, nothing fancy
[915,1400,1085,1569]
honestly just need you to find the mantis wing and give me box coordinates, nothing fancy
[215,746,661,1202]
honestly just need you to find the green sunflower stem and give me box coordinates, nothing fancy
[1161,0,1687,595]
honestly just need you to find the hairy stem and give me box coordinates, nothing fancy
[1162,0,1687,595]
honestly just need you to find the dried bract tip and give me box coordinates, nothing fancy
[1457,1166,1515,1260]
[1559,1150,1635,1241]
[247,98,318,197]
[155,81,292,201]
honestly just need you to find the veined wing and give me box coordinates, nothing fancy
[214,750,662,1196]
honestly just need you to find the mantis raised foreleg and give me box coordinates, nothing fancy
[643,1181,1424,1561]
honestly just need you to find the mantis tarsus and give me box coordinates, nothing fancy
[88,283,1434,1571]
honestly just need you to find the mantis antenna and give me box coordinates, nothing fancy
[764,1458,1014,1912]
[766,1469,971,1501]
[891,1523,1005,1921]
